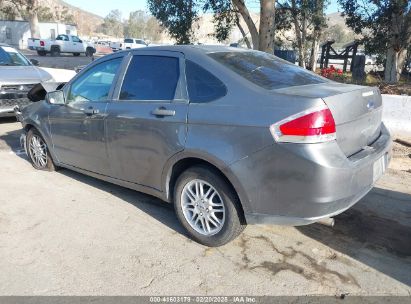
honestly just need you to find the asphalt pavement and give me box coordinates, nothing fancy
[22,50,101,70]
[0,118,410,295]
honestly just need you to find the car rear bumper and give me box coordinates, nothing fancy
[229,123,392,226]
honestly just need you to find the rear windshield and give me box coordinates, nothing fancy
[124,39,134,43]
[208,51,327,90]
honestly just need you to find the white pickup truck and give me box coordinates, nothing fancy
[35,34,95,57]
[110,38,147,52]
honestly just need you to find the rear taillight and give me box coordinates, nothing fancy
[270,105,336,143]
[40,41,45,46]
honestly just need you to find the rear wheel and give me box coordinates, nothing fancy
[26,129,56,171]
[174,166,245,247]
[50,46,60,57]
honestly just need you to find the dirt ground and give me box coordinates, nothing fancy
[0,118,410,296]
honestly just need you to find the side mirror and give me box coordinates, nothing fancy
[30,59,39,66]
[79,40,83,43]
[46,90,65,105]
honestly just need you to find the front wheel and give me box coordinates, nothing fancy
[26,129,56,171]
[174,166,245,247]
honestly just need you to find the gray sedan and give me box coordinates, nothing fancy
[0,43,51,117]
[18,46,392,246]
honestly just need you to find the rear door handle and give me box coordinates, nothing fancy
[84,107,99,116]
[151,107,175,117]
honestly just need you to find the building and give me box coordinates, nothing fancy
[0,20,78,49]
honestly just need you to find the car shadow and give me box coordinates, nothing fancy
[0,117,17,124]
[58,168,187,236]
[60,165,411,287]
[297,187,411,286]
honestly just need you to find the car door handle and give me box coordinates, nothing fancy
[84,107,99,116]
[151,107,175,117]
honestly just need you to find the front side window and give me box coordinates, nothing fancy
[185,60,227,103]
[120,55,179,101]
[72,36,81,43]
[209,51,327,90]
[67,57,122,103]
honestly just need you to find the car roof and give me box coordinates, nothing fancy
[115,44,250,57]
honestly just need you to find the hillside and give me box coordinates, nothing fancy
[33,1,355,44]
[38,0,104,35]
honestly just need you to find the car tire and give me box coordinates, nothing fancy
[37,50,46,56]
[174,166,246,247]
[26,129,56,171]
[73,53,80,56]
[50,46,60,57]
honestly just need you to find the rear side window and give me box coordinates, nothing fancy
[185,60,227,103]
[120,55,179,101]
[209,51,326,90]
[124,38,134,43]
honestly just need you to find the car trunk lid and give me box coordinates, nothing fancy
[275,83,383,156]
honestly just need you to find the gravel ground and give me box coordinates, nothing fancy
[0,118,410,296]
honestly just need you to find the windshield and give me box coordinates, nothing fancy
[209,51,327,90]
[0,46,31,66]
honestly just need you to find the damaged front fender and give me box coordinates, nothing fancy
[27,82,66,102]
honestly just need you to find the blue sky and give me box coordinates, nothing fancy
[65,0,341,19]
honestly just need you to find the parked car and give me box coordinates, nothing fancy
[36,34,95,57]
[111,38,147,51]
[0,43,53,118]
[17,46,392,246]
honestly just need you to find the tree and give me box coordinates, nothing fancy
[308,0,326,71]
[0,0,40,37]
[338,0,411,83]
[125,10,147,38]
[148,0,276,52]
[147,0,197,44]
[37,6,54,22]
[276,0,327,69]
[145,16,164,42]
[0,2,20,20]
[100,9,124,37]
[59,6,75,24]
[322,23,354,47]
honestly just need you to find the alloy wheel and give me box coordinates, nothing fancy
[181,179,225,236]
[29,135,48,168]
